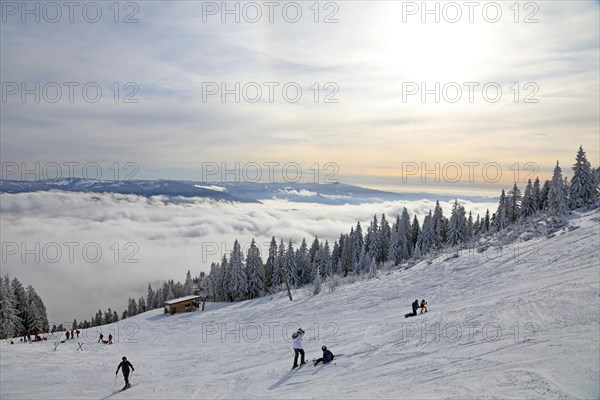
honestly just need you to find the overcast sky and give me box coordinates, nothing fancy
[0,1,599,322]
[1,1,598,194]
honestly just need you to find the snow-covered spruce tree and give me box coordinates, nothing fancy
[366,215,382,263]
[338,234,353,276]
[540,180,551,211]
[165,284,175,302]
[296,238,311,286]
[322,241,333,277]
[521,179,537,219]
[569,145,597,208]
[417,211,435,254]
[26,285,48,332]
[154,288,164,309]
[400,208,412,259]
[411,215,421,250]
[448,200,467,246]
[493,190,509,231]
[352,222,364,267]
[220,254,232,302]
[138,297,146,313]
[313,265,322,295]
[264,237,277,291]
[271,239,285,289]
[387,215,401,266]
[285,240,299,287]
[466,211,474,239]
[0,275,22,339]
[507,183,522,224]
[311,242,324,282]
[146,284,155,310]
[245,238,265,299]
[184,270,194,296]
[379,214,391,264]
[229,240,248,301]
[432,200,446,248]
[308,236,321,265]
[532,177,541,210]
[547,161,570,216]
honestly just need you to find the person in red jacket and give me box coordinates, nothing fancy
[108,334,113,344]
[65,331,70,340]
[420,299,428,314]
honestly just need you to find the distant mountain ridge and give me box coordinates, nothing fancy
[0,178,492,205]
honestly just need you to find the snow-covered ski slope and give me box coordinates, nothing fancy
[1,210,599,399]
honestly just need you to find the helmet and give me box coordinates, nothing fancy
[321,345,327,351]
[298,328,305,335]
[122,356,127,361]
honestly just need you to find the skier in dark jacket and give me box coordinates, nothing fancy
[313,345,335,366]
[116,356,135,390]
[412,299,419,316]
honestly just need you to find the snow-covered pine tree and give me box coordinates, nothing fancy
[340,234,353,276]
[166,284,175,302]
[367,215,382,263]
[322,241,333,277]
[507,183,522,223]
[432,200,445,248]
[352,222,364,267]
[154,288,164,309]
[285,240,299,287]
[184,270,194,296]
[521,179,537,219]
[569,145,597,208]
[379,214,391,263]
[229,240,248,301]
[417,211,435,254]
[0,275,21,339]
[532,177,541,210]
[220,254,232,302]
[264,237,277,291]
[466,211,474,239]
[313,265,322,295]
[146,284,155,311]
[311,243,324,282]
[547,161,570,216]
[309,236,320,265]
[448,200,467,246]
[26,285,48,332]
[540,180,551,211]
[411,215,420,250]
[493,190,509,231]
[296,238,311,285]
[138,297,146,313]
[271,240,285,289]
[387,215,401,266]
[399,208,412,259]
[245,238,265,299]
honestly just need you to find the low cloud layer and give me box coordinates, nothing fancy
[1,192,496,323]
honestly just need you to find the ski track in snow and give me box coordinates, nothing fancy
[1,210,599,399]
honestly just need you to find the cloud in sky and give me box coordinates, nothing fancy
[0,1,598,192]
[1,191,496,323]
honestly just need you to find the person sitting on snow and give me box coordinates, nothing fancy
[420,299,428,314]
[313,345,335,366]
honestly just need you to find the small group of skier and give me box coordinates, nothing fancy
[98,334,113,344]
[405,299,428,318]
[65,329,80,340]
[291,328,335,369]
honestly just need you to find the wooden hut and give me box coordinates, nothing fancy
[164,295,201,315]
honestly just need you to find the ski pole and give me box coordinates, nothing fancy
[113,374,117,392]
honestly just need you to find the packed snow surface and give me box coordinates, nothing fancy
[1,211,599,399]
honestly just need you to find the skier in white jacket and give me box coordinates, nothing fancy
[292,328,306,369]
